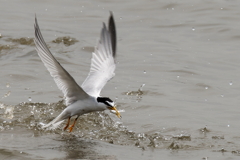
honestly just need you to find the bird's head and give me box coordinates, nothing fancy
[97,97,121,118]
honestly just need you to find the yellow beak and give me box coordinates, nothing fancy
[109,106,122,119]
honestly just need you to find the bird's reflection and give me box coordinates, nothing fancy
[59,134,116,159]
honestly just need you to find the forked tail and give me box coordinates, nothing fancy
[42,110,69,130]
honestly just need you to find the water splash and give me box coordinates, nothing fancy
[0,101,237,152]
[125,84,145,96]
[0,103,15,119]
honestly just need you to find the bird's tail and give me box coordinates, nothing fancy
[42,109,68,130]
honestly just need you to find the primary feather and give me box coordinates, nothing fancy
[81,13,117,97]
[34,16,89,106]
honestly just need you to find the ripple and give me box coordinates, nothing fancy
[0,44,15,51]
[196,83,211,90]
[170,69,197,75]
[212,135,224,140]
[52,36,79,46]
[173,134,191,141]
[82,46,94,53]
[6,37,34,46]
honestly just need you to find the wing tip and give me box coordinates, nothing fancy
[34,14,38,28]
[108,11,117,57]
[109,11,114,20]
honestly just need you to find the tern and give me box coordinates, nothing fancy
[34,13,121,132]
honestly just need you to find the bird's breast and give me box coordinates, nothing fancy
[66,98,102,116]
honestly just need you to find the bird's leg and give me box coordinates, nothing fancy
[63,117,71,131]
[68,116,79,133]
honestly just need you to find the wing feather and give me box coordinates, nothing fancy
[34,16,89,105]
[81,13,117,97]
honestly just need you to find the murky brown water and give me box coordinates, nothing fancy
[1,0,240,159]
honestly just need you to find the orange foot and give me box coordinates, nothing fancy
[63,117,71,131]
[68,124,74,132]
[67,116,78,133]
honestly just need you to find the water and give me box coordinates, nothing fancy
[1,0,240,159]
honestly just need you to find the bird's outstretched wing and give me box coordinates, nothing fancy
[34,16,89,105]
[81,13,117,97]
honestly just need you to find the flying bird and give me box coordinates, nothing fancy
[34,13,121,132]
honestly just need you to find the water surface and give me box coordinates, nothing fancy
[1,0,240,159]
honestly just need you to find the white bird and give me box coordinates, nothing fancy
[34,13,121,132]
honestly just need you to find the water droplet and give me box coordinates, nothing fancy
[4,91,11,98]
[220,8,223,10]
[205,87,208,90]
[227,124,230,127]
[192,27,195,31]
[172,8,174,10]
[204,99,207,101]
[143,70,146,74]
[177,75,180,79]
[221,94,224,97]
[45,8,47,11]
[6,83,10,88]
[118,109,125,113]
[229,81,233,86]
[120,17,122,20]
[28,97,32,102]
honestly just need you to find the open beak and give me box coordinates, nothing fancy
[109,106,122,119]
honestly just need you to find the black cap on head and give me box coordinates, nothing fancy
[97,97,114,106]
